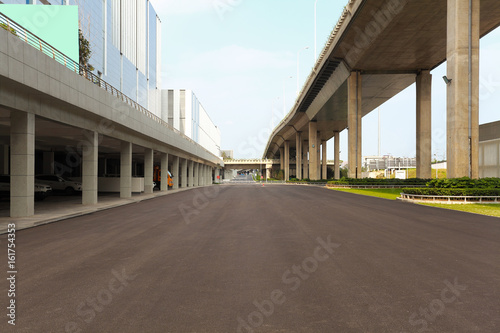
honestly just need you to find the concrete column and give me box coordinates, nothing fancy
[416,70,433,179]
[172,156,179,190]
[208,167,212,185]
[309,122,319,180]
[43,151,54,175]
[303,140,309,179]
[144,148,154,194]
[348,71,362,179]
[266,168,271,180]
[279,147,284,171]
[197,163,202,186]
[181,158,187,188]
[188,160,194,187]
[446,0,480,178]
[194,162,199,186]
[82,131,98,205]
[322,140,327,179]
[296,132,302,179]
[0,144,9,174]
[120,141,132,198]
[160,153,169,191]
[334,131,340,179]
[284,141,290,181]
[10,112,35,217]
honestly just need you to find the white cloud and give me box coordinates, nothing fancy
[149,0,215,15]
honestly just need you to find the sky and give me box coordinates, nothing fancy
[149,0,500,161]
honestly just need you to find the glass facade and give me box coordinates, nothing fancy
[0,0,161,116]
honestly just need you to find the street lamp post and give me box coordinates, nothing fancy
[297,46,310,96]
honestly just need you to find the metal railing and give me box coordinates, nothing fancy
[0,12,219,159]
[399,193,500,204]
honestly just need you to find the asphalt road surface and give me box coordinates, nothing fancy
[1,185,499,332]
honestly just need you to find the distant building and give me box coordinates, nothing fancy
[161,89,221,158]
[364,156,416,171]
[479,121,500,178]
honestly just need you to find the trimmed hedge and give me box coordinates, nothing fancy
[426,177,500,189]
[327,178,430,186]
[402,188,500,196]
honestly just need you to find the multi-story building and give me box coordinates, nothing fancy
[161,89,221,158]
[1,0,162,116]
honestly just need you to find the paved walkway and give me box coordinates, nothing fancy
[0,187,201,234]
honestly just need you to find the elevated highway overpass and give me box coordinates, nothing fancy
[224,159,339,179]
[264,0,500,180]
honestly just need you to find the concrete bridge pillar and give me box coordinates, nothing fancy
[161,153,169,191]
[348,72,362,179]
[334,131,340,179]
[172,156,179,190]
[144,148,154,194]
[416,70,432,179]
[284,141,290,181]
[296,132,302,179]
[82,131,98,205]
[302,140,309,179]
[309,122,319,180]
[317,135,321,178]
[279,147,284,172]
[120,141,132,198]
[446,0,480,178]
[10,112,35,217]
[322,140,327,179]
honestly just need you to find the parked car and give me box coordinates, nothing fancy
[35,174,82,195]
[0,175,52,201]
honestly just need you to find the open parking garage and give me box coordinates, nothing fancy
[0,22,222,220]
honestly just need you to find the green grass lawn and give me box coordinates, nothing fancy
[419,203,500,218]
[329,188,500,218]
[329,188,402,200]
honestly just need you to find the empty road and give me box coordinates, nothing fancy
[1,185,499,332]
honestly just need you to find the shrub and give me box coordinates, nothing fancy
[426,177,500,189]
[327,178,430,186]
[402,188,500,196]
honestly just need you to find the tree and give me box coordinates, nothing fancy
[79,28,94,72]
[0,22,16,35]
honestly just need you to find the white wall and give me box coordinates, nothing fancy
[479,139,500,178]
